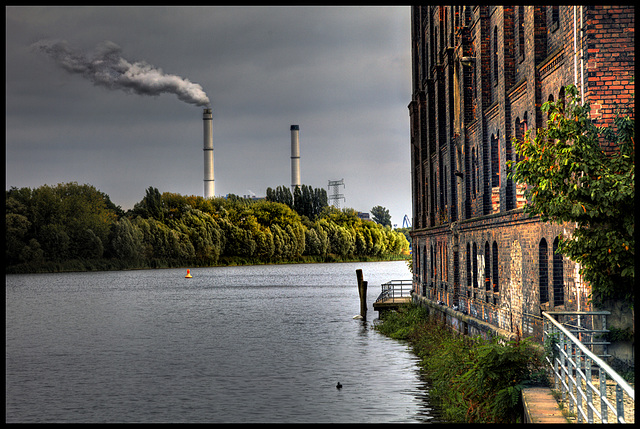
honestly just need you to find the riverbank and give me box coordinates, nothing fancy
[374,303,549,423]
[5,253,410,275]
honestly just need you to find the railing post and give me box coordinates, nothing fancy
[576,346,583,423]
[616,385,624,423]
[569,341,575,415]
[601,313,609,358]
[586,356,593,423]
[600,367,608,423]
[560,332,567,404]
[548,319,560,390]
[554,338,560,391]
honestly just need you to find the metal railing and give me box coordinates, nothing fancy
[375,279,413,303]
[543,311,635,423]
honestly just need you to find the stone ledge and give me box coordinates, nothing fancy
[413,294,517,341]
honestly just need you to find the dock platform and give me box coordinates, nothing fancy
[373,296,412,312]
[373,280,413,314]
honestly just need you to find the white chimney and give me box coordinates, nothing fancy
[290,125,300,190]
[203,108,214,198]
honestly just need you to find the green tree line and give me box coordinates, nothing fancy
[266,184,328,221]
[5,183,409,273]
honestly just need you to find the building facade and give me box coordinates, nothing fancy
[409,6,634,338]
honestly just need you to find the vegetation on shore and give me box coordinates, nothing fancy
[5,183,410,274]
[374,303,547,423]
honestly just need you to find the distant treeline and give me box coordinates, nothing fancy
[5,182,410,273]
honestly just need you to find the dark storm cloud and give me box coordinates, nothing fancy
[6,6,412,225]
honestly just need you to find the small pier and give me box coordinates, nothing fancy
[373,280,413,314]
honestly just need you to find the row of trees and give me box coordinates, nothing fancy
[6,183,410,273]
[265,184,328,221]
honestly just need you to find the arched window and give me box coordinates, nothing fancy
[443,241,448,283]
[431,244,435,284]
[493,26,499,83]
[466,242,472,290]
[430,16,435,66]
[422,244,427,291]
[472,242,478,290]
[453,249,460,300]
[553,237,564,306]
[514,118,523,165]
[443,164,448,208]
[439,153,445,210]
[484,242,491,296]
[539,238,549,304]
[491,133,500,188]
[505,130,514,211]
[515,114,528,162]
[492,241,499,295]
[518,6,525,61]
[439,9,445,52]
[471,147,477,197]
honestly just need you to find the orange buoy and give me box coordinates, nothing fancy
[185,269,192,278]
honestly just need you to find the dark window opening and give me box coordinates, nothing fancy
[539,238,549,304]
[553,237,564,307]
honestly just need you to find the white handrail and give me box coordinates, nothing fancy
[544,312,634,399]
[376,280,412,302]
[543,311,634,423]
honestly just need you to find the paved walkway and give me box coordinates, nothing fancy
[522,387,569,423]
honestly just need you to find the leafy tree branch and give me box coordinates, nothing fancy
[509,85,634,306]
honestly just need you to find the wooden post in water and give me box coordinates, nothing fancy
[356,269,367,319]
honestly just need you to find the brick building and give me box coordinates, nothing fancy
[408,6,634,338]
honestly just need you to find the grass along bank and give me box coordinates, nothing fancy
[374,303,548,423]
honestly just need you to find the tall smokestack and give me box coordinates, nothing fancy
[203,108,214,198]
[290,125,301,190]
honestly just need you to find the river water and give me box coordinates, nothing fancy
[6,261,443,423]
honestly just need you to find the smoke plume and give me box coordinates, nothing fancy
[32,39,210,107]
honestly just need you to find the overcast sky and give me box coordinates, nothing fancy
[6,6,412,226]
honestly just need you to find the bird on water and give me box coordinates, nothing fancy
[336,382,342,389]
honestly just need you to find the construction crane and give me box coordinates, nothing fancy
[402,214,412,228]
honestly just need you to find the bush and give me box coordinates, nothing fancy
[375,303,546,423]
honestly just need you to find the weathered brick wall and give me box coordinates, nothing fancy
[412,212,587,337]
[584,5,635,139]
[409,5,632,339]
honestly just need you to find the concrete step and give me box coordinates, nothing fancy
[522,387,569,423]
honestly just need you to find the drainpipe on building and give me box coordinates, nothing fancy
[574,6,578,90]
[580,6,585,103]
[574,6,586,104]
[573,6,584,104]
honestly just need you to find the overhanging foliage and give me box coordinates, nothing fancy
[509,85,634,306]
